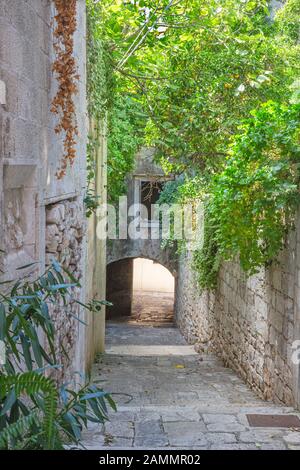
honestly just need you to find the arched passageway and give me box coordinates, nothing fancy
[106,257,175,325]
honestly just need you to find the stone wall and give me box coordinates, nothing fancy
[0,1,99,378]
[0,0,52,276]
[45,199,85,380]
[175,215,300,410]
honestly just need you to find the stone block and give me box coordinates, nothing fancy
[206,433,237,444]
[210,443,257,450]
[260,441,287,450]
[0,79,6,105]
[271,309,284,333]
[255,318,268,338]
[240,430,284,443]
[46,205,65,224]
[104,421,134,439]
[163,422,208,447]
[283,433,300,445]
[161,409,199,422]
[271,269,282,291]
[255,296,268,317]
[207,422,245,432]
[135,420,162,437]
[134,434,169,447]
[202,414,238,425]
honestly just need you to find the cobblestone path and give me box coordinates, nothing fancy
[81,323,300,450]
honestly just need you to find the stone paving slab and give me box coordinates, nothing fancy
[106,345,198,356]
[80,324,300,450]
[105,322,187,346]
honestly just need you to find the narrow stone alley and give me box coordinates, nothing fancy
[81,323,300,450]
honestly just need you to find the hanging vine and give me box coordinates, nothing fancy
[51,0,79,179]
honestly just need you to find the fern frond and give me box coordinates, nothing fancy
[0,372,58,449]
[0,411,39,449]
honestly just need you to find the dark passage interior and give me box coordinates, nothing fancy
[106,257,175,325]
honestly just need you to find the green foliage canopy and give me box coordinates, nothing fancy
[87,0,300,287]
[208,101,300,276]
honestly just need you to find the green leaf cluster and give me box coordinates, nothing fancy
[205,101,300,278]
[0,262,115,449]
[86,0,147,204]
[87,0,300,287]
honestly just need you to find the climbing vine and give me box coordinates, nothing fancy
[86,0,146,206]
[88,0,300,288]
[51,0,79,179]
[204,101,300,277]
[86,0,112,213]
[107,95,146,204]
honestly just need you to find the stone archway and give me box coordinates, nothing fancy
[107,239,177,276]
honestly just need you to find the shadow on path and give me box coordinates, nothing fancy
[80,323,300,450]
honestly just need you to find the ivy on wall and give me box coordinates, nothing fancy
[86,0,112,214]
[201,100,300,282]
[86,0,146,206]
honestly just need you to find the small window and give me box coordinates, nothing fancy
[141,181,163,221]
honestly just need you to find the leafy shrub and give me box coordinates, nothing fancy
[209,101,300,275]
[0,262,115,449]
[275,0,300,42]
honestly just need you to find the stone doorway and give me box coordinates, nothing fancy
[106,257,175,325]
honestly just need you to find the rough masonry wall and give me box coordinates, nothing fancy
[0,0,52,275]
[46,199,84,381]
[175,215,300,409]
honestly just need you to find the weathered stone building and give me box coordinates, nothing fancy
[0,0,104,377]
